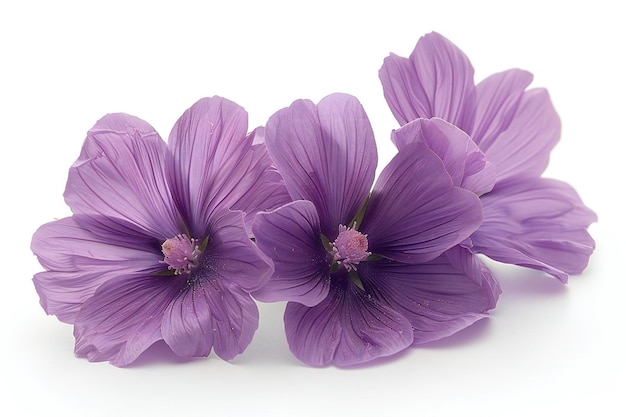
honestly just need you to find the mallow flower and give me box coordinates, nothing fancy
[379,32,596,282]
[251,93,500,366]
[31,97,288,366]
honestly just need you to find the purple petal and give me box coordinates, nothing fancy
[481,88,561,183]
[231,127,291,237]
[74,274,182,366]
[471,69,533,148]
[392,117,495,195]
[64,113,180,239]
[284,273,413,367]
[379,32,476,132]
[361,142,482,263]
[161,278,259,360]
[265,93,377,238]
[252,200,330,306]
[359,246,500,344]
[472,178,597,282]
[167,96,262,238]
[31,217,161,323]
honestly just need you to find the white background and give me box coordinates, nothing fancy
[1,1,622,416]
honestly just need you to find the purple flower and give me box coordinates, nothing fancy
[379,32,596,282]
[31,97,289,366]
[251,93,500,366]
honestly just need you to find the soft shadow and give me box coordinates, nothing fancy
[126,341,201,368]
[484,257,568,298]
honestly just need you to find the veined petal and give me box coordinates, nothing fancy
[252,200,330,306]
[472,178,597,282]
[471,69,534,148]
[481,88,561,183]
[161,278,259,360]
[361,142,482,263]
[359,246,500,344]
[379,32,476,132]
[392,117,495,195]
[265,93,377,238]
[74,274,182,366]
[65,113,180,239]
[31,217,161,323]
[284,273,413,367]
[167,96,261,238]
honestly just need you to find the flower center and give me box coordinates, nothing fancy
[330,224,371,272]
[160,234,202,275]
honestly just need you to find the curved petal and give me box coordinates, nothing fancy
[284,272,413,367]
[472,178,597,282]
[231,127,291,237]
[471,69,534,148]
[481,88,561,183]
[161,278,259,360]
[252,200,330,306]
[31,217,161,323]
[264,93,377,238]
[359,246,500,344]
[167,96,264,238]
[64,113,180,239]
[392,117,495,195]
[74,274,183,366]
[379,32,476,132]
[361,142,482,263]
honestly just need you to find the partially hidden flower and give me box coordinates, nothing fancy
[31,97,289,366]
[379,32,596,282]
[251,93,500,366]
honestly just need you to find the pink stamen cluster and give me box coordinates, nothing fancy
[160,234,202,274]
[331,224,371,272]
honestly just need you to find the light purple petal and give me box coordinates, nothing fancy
[64,113,180,239]
[161,278,259,360]
[167,96,262,238]
[472,178,597,282]
[284,273,413,367]
[74,274,182,366]
[481,88,561,183]
[471,69,534,148]
[379,32,476,132]
[31,217,161,323]
[359,245,500,344]
[361,142,482,263]
[231,127,291,237]
[392,117,495,195]
[252,200,330,306]
[265,93,377,238]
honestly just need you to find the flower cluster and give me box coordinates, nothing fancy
[31,32,596,367]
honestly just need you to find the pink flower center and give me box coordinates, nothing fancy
[331,224,371,272]
[160,234,202,275]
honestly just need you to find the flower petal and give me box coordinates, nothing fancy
[265,93,377,237]
[74,274,182,366]
[284,272,413,367]
[167,96,263,238]
[379,32,476,132]
[65,113,180,239]
[361,142,482,263]
[161,278,259,360]
[252,200,330,306]
[471,69,534,148]
[481,88,561,182]
[472,178,597,282]
[359,246,500,344]
[31,217,161,323]
[392,117,495,195]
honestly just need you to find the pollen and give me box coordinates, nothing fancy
[331,224,371,272]
[160,234,202,274]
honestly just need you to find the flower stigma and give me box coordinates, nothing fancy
[160,234,202,274]
[330,224,371,272]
